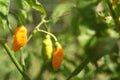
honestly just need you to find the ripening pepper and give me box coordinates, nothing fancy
[12,25,27,52]
[41,35,53,62]
[52,42,63,71]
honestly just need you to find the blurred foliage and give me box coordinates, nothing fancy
[0,0,120,80]
[0,0,9,29]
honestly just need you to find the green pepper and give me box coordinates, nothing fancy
[41,35,53,62]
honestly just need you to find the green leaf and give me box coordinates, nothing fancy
[0,0,10,16]
[16,0,31,11]
[78,26,96,48]
[51,2,74,24]
[87,37,119,62]
[25,0,46,18]
[15,0,32,24]
[0,0,10,29]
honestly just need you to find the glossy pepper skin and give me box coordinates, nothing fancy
[41,35,53,62]
[52,42,63,71]
[13,25,27,52]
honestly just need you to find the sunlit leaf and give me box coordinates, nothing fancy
[25,0,46,18]
[0,0,9,16]
[78,27,96,47]
[51,2,74,24]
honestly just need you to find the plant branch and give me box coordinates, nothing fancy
[27,20,44,42]
[2,43,23,73]
[27,18,49,42]
[1,42,31,80]
[66,57,90,80]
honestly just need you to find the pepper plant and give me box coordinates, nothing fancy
[0,0,120,80]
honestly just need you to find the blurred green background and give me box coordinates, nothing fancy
[0,0,120,80]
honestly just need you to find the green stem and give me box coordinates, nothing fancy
[20,49,26,71]
[66,57,90,80]
[27,20,44,42]
[1,43,31,80]
[43,21,48,31]
[37,29,58,41]
[3,43,23,73]
[27,18,49,42]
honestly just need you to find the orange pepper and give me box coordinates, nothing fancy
[52,42,63,71]
[13,25,27,52]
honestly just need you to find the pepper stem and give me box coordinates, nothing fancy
[37,29,58,42]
